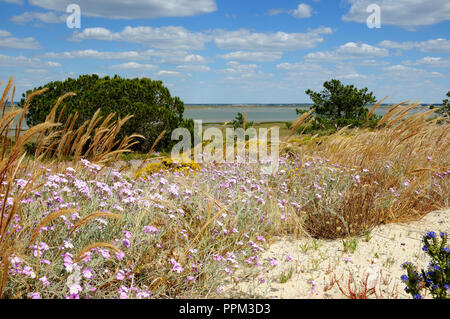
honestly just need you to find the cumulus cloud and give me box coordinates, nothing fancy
[0,30,12,37]
[110,62,156,70]
[10,11,66,24]
[290,3,313,18]
[266,8,285,16]
[266,3,314,18]
[214,27,333,51]
[218,51,283,62]
[0,54,61,67]
[217,61,270,81]
[305,42,389,62]
[379,38,450,53]
[72,26,210,51]
[405,56,450,67]
[28,0,217,19]
[277,61,370,87]
[0,33,41,49]
[342,0,450,28]
[42,49,150,60]
[382,64,444,80]
[157,70,190,77]
[183,54,207,64]
[0,0,23,4]
[176,64,210,72]
[147,51,208,65]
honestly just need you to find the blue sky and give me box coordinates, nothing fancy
[0,0,449,104]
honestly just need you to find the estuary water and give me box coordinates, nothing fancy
[184,105,432,123]
[5,104,434,130]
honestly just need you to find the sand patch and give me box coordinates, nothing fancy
[224,209,449,299]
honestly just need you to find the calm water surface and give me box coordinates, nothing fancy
[5,104,433,129]
[184,105,432,123]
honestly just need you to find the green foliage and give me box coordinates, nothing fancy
[401,231,449,299]
[20,74,187,152]
[285,121,293,130]
[279,267,295,283]
[303,79,378,131]
[435,91,450,117]
[231,112,254,130]
[342,237,358,253]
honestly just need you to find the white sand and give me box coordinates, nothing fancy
[225,209,449,299]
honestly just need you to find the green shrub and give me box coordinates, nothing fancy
[19,74,187,152]
[435,91,450,117]
[231,112,254,129]
[304,79,378,130]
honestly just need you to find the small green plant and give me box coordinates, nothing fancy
[364,229,373,242]
[309,259,321,271]
[279,267,295,283]
[342,238,358,253]
[312,239,320,250]
[401,231,449,299]
[299,242,311,253]
[231,112,253,129]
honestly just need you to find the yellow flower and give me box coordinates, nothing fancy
[134,158,201,180]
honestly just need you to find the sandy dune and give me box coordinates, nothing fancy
[225,209,449,299]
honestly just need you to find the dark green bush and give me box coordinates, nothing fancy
[303,79,378,131]
[435,91,449,117]
[19,74,187,152]
[231,112,254,130]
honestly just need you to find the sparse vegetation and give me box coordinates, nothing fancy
[1,76,449,299]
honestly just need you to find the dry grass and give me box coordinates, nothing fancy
[0,76,448,299]
[283,101,449,239]
[0,77,144,298]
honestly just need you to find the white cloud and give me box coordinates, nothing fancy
[276,61,370,89]
[290,3,313,18]
[214,27,333,51]
[46,61,62,67]
[218,51,283,62]
[382,64,444,80]
[176,65,211,72]
[110,62,156,70]
[266,8,285,16]
[28,0,217,19]
[379,38,450,53]
[157,70,190,77]
[217,61,270,81]
[0,0,23,4]
[0,54,61,67]
[0,30,12,37]
[24,68,49,74]
[405,56,450,67]
[72,25,334,54]
[42,49,150,60]
[220,61,259,74]
[146,50,208,65]
[305,42,389,62]
[277,61,326,72]
[0,34,41,49]
[72,26,210,51]
[343,0,450,28]
[338,73,367,80]
[10,11,66,24]
[183,54,207,64]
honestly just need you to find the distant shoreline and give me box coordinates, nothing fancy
[184,103,441,110]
